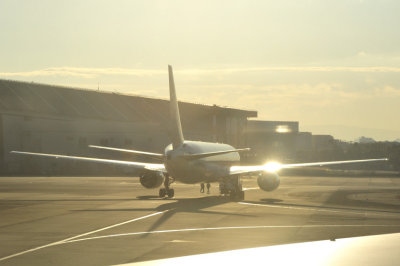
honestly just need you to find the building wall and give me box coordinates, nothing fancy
[2,109,253,176]
[243,120,342,164]
[244,120,300,163]
[247,120,299,134]
[2,113,169,175]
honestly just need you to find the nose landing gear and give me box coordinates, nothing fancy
[159,174,175,198]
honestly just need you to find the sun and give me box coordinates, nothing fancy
[264,162,282,172]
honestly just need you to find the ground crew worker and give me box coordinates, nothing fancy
[200,183,205,193]
[206,183,211,194]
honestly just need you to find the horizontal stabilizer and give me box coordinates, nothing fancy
[89,145,164,160]
[10,151,166,172]
[180,148,250,160]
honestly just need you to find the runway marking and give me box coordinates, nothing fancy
[60,224,400,244]
[239,202,400,216]
[0,211,167,262]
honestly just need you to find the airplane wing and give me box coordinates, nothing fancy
[229,158,388,175]
[88,145,164,160]
[10,151,166,172]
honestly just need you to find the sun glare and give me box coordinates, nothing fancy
[276,125,291,133]
[264,162,282,172]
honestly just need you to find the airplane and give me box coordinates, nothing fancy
[11,65,388,200]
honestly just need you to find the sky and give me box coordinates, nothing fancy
[0,0,399,141]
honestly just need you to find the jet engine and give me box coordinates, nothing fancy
[257,172,280,191]
[139,172,165,189]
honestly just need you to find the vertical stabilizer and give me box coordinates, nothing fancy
[168,65,184,148]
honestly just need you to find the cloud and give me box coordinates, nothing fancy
[374,86,400,97]
[357,51,367,57]
[183,82,400,115]
[0,67,165,78]
[2,66,400,79]
[183,82,365,111]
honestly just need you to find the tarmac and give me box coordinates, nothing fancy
[0,175,399,265]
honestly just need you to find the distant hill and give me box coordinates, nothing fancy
[355,136,376,143]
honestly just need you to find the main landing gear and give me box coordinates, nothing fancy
[159,174,174,198]
[219,176,245,201]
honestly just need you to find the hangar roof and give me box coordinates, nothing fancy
[0,79,257,122]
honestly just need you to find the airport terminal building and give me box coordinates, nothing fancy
[0,79,257,175]
[244,120,336,164]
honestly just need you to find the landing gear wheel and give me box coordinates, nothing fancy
[159,188,166,198]
[167,188,175,198]
[159,174,175,198]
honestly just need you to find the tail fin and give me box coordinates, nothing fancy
[168,65,184,148]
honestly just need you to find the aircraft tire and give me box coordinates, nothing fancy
[167,188,175,198]
[159,188,166,198]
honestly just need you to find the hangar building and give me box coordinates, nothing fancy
[0,79,257,176]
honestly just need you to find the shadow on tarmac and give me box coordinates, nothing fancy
[74,196,253,235]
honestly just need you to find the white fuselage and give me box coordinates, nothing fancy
[164,141,240,184]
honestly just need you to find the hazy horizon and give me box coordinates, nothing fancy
[1,0,399,141]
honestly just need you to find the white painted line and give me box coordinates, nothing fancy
[0,211,167,262]
[61,211,167,242]
[62,224,400,244]
[168,240,197,243]
[239,202,357,214]
[239,202,400,216]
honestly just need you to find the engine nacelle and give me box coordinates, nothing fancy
[257,172,280,192]
[139,172,165,189]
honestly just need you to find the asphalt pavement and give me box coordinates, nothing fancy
[0,175,399,265]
